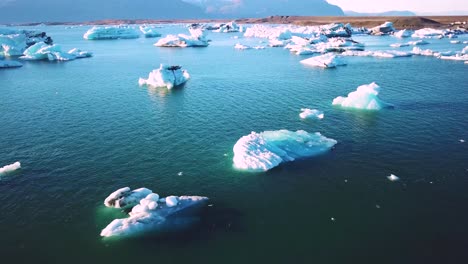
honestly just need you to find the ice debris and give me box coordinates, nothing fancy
[138,64,190,89]
[213,21,241,33]
[101,187,208,237]
[299,109,324,120]
[83,26,139,40]
[387,174,400,182]
[332,82,393,110]
[300,53,346,68]
[233,130,337,172]
[0,161,21,175]
[155,28,209,47]
[19,42,91,61]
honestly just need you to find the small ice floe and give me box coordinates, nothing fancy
[233,130,337,172]
[376,205,381,209]
[234,43,251,50]
[83,25,139,40]
[299,108,324,120]
[300,53,346,69]
[177,172,183,176]
[0,60,22,68]
[101,187,209,238]
[408,40,429,46]
[154,28,209,47]
[390,43,410,48]
[139,25,161,38]
[213,21,241,33]
[331,217,336,222]
[460,139,465,143]
[393,29,412,38]
[19,42,91,61]
[412,28,447,39]
[332,82,393,111]
[370,22,396,35]
[450,40,461,44]
[439,54,468,61]
[387,174,400,182]
[0,161,21,175]
[462,46,468,54]
[138,64,190,89]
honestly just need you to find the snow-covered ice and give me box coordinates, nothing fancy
[138,64,190,89]
[332,82,393,110]
[83,26,139,40]
[300,53,346,68]
[299,109,324,120]
[233,130,337,171]
[19,42,91,61]
[101,187,208,238]
[0,161,21,175]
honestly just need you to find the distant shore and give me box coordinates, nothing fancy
[7,16,468,30]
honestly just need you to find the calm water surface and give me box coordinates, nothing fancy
[1,25,468,263]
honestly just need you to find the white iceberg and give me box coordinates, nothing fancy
[300,53,346,68]
[0,161,21,175]
[299,109,324,120]
[139,25,161,38]
[234,43,251,50]
[332,82,393,110]
[370,22,396,35]
[439,54,468,61]
[0,28,53,56]
[394,29,411,38]
[213,21,241,33]
[0,59,22,68]
[390,43,409,48]
[101,187,209,238]
[233,130,337,172]
[387,174,400,182]
[154,28,209,47]
[19,42,91,61]
[83,26,139,40]
[412,28,447,39]
[450,40,461,44]
[138,64,190,89]
[407,40,429,46]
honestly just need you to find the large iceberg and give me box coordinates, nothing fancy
[300,53,346,68]
[0,28,53,56]
[20,42,92,61]
[83,26,139,40]
[154,28,209,47]
[101,187,209,238]
[138,64,190,89]
[233,130,337,172]
[299,109,324,120]
[332,82,393,110]
[0,161,21,175]
[0,59,22,68]
[139,25,161,38]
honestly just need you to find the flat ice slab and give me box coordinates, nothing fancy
[138,64,190,89]
[300,53,346,68]
[101,187,208,238]
[83,26,139,40]
[233,130,337,172]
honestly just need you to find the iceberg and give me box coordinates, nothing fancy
[387,174,400,182]
[234,43,251,50]
[412,28,447,39]
[0,28,53,56]
[138,64,190,89]
[342,50,412,58]
[19,42,91,61]
[213,21,241,33]
[390,43,410,48]
[233,130,337,172]
[101,187,209,238]
[0,59,22,68]
[300,53,346,68]
[370,22,396,35]
[407,40,429,46]
[0,161,21,175]
[139,25,161,38]
[154,28,209,47]
[299,109,324,120]
[439,54,468,61]
[332,82,393,110]
[83,26,139,40]
[393,29,411,38]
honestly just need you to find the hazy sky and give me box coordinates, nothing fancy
[327,0,467,13]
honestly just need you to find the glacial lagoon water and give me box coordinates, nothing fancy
[1,24,468,263]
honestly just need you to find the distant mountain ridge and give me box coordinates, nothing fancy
[345,10,416,17]
[0,0,344,23]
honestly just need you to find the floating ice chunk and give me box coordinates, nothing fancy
[342,50,412,58]
[234,43,251,50]
[332,82,393,110]
[460,139,465,143]
[138,64,190,89]
[412,47,436,56]
[233,130,337,172]
[20,42,91,61]
[0,28,53,56]
[155,28,209,47]
[0,161,21,175]
[390,43,409,48]
[299,108,324,120]
[394,29,411,38]
[387,174,400,182]
[104,187,153,209]
[412,28,446,39]
[370,22,395,35]
[139,26,161,38]
[213,21,241,33]
[101,187,209,238]
[450,40,461,44]
[301,53,346,68]
[462,46,468,54]
[439,54,468,61]
[0,59,22,68]
[67,48,92,58]
[269,38,288,47]
[83,26,139,40]
[408,40,429,46]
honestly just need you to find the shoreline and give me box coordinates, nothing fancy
[4,16,468,30]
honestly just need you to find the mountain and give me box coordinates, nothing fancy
[345,10,416,17]
[184,0,344,18]
[0,0,206,23]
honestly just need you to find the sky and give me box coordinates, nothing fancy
[326,0,467,13]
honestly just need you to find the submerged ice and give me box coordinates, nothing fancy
[101,187,209,238]
[138,64,190,89]
[233,130,337,172]
[332,82,393,110]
